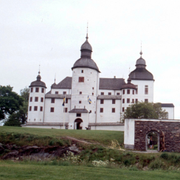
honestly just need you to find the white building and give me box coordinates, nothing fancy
[26,35,174,130]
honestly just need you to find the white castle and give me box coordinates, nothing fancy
[26,34,174,130]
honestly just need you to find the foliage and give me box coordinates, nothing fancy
[5,87,29,126]
[0,86,23,120]
[124,102,168,119]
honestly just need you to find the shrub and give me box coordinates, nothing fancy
[149,159,166,170]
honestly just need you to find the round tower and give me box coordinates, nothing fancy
[69,34,100,129]
[129,51,154,103]
[27,71,46,123]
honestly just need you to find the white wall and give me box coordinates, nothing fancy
[162,107,174,119]
[124,119,135,146]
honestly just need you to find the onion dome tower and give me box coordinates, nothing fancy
[27,71,46,123]
[70,34,100,130]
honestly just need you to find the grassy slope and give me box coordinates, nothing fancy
[0,126,124,146]
[0,161,180,180]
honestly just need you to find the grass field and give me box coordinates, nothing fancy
[0,161,180,180]
[0,126,124,146]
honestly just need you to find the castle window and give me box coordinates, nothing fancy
[79,91,82,94]
[92,93,94,96]
[101,92,104,95]
[51,98,55,103]
[135,99,138,103]
[29,106,32,111]
[81,70,84,73]
[35,88,39,92]
[79,77,84,82]
[66,98,68,103]
[100,108,103,113]
[34,106,38,111]
[35,97,38,102]
[76,113,81,117]
[112,99,115,104]
[64,108,68,113]
[136,85,138,94]
[127,89,130,94]
[133,90,135,94]
[41,97,43,102]
[63,91,66,94]
[127,98,130,103]
[145,85,148,94]
[123,90,125,94]
[117,92,120,95]
[50,107,54,112]
[123,99,125,103]
[132,99,134,103]
[31,88,33,92]
[108,92,111,95]
[42,88,44,93]
[79,101,81,104]
[40,106,43,111]
[122,107,124,112]
[30,97,32,102]
[112,108,115,113]
[100,99,104,104]
[55,91,58,94]
[92,87,94,90]
[145,99,148,102]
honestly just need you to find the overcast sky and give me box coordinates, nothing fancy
[1,0,180,118]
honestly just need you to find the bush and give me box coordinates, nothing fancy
[149,159,166,170]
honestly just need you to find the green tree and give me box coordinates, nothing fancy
[5,87,29,126]
[0,86,23,120]
[124,102,168,119]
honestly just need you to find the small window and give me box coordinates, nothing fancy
[29,106,32,111]
[63,91,66,94]
[55,91,58,94]
[64,108,68,113]
[135,99,138,103]
[35,97,38,102]
[145,85,148,94]
[31,88,33,92]
[101,92,104,95]
[51,98,55,103]
[100,99,104,104]
[136,85,138,94]
[123,90,125,94]
[79,101,81,104]
[66,98,68,103]
[92,93,94,96]
[79,77,84,82]
[127,89,130,94]
[40,106,43,111]
[76,113,81,117]
[127,98,130,103]
[41,97,43,102]
[117,92,120,95]
[145,99,148,102]
[123,99,125,103]
[35,88,39,92]
[42,88,44,93]
[34,106,38,111]
[132,99,134,103]
[79,92,82,94]
[92,87,94,90]
[112,108,115,113]
[108,92,111,95]
[50,107,54,112]
[81,70,84,73]
[133,90,134,94]
[100,108,103,113]
[30,97,32,102]
[122,107,124,112]
[112,99,115,104]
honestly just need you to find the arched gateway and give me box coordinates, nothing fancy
[74,118,83,130]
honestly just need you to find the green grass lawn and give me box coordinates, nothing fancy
[0,126,124,146]
[0,161,180,180]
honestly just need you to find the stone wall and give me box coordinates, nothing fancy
[135,120,180,152]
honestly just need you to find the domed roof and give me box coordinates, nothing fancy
[72,35,100,72]
[29,72,46,88]
[129,52,154,81]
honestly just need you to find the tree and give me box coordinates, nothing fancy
[124,102,168,119]
[0,86,23,120]
[5,87,29,126]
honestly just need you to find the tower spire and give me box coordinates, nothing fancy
[86,22,88,40]
[140,41,143,57]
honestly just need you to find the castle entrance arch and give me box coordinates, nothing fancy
[74,118,83,130]
[146,131,159,151]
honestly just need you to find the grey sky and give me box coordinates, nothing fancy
[1,0,180,118]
